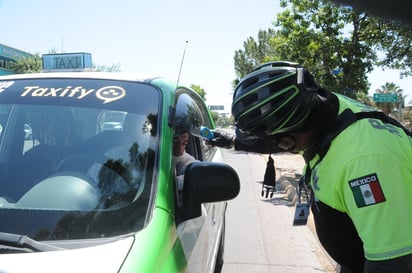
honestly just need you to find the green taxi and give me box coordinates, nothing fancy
[0,72,240,272]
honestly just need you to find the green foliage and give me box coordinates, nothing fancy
[210,111,219,122]
[9,54,42,74]
[233,0,411,101]
[216,115,234,128]
[273,0,376,98]
[190,84,206,101]
[209,111,234,128]
[365,20,412,77]
[233,29,278,80]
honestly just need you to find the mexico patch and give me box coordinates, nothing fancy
[349,173,386,208]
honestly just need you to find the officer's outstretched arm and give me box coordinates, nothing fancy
[207,128,283,154]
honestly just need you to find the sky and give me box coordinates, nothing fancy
[1,0,411,111]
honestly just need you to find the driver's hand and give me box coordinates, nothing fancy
[206,129,234,149]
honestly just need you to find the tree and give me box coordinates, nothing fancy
[374,82,403,115]
[365,20,412,77]
[190,84,207,101]
[233,29,277,82]
[210,111,219,123]
[9,54,42,74]
[272,0,377,98]
[233,0,411,101]
[215,115,234,128]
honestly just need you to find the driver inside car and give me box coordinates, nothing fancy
[87,113,148,208]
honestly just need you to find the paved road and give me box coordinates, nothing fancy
[220,149,336,273]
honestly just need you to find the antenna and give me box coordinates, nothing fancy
[176,41,189,87]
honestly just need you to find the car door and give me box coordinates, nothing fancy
[173,88,224,273]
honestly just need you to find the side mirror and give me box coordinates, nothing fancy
[177,162,240,223]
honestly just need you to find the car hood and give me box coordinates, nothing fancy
[0,236,134,273]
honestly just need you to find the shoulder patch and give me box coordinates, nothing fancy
[349,173,386,208]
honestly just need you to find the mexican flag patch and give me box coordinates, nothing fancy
[349,173,386,208]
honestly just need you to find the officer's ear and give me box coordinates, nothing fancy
[274,135,296,151]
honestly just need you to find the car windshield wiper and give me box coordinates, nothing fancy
[0,232,63,252]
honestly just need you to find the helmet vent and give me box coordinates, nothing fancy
[241,77,259,90]
[266,70,287,80]
[242,93,258,108]
[267,75,295,95]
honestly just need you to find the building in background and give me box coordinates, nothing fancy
[0,43,32,75]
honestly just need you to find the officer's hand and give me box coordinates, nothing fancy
[206,129,234,149]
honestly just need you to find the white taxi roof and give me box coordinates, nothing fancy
[0,72,162,83]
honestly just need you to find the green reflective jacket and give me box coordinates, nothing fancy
[309,93,412,261]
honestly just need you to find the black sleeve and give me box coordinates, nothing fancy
[233,137,284,154]
[231,127,285,154]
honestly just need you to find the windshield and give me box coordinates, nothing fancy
[0,77,159,241]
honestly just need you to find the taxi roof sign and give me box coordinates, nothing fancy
[42,53,92,72]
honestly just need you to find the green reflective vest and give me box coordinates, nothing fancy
[309,93,412,261]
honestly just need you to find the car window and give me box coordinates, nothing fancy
[0,78,160,240]
[173,89,217,212]
[174,89,216,161]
